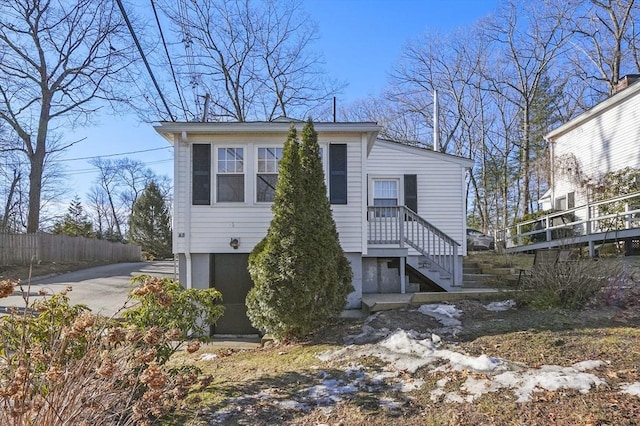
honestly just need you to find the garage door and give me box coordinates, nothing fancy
[211,253,259,335]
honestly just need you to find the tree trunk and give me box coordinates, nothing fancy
[521,104,531,216]
[26,143,46,233]
[1,170,20,232]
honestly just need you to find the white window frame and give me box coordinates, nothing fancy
[255,146,283,203]
[369,177,401,217]
[215,146,246,203]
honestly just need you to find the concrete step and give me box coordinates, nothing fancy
[362,289,514,312]
[410,289,511,305]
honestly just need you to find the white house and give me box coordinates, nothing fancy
[154,119,473,334]
[541,75,640,211]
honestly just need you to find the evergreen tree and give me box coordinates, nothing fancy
[51,196,95,238]
[247,120,352,340]
[128,182,172,259]
[298,118,353,318]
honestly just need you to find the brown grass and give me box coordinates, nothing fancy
[170,281,640,426]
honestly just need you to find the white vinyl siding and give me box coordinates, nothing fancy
[177,132,365,254]
[551,87,640,207]
[367,141,469,250]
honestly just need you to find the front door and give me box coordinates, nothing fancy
[211,253,259,335]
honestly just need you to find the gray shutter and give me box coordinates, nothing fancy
[329,144,347,204]
[404,174,417,212]
[193,144,211,205]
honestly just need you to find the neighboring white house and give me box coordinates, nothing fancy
[154,119,473,334]
[540,75,640,211]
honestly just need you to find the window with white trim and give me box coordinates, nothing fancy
[217,147,244,202]
[373,179,399,217]
[256,147,283,202]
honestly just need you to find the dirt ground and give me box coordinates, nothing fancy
[175,281,640,426]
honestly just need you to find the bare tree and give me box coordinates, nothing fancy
[482,0,573,216]
[571,0,640,97]
[162,0,343,121]
[88,157,171,240]
[0,0,136,232]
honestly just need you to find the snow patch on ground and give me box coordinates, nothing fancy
[417,304,463,327]
[325,324,609,405]
[434,362,606,403]
[199,353,219,361]
[208,302,636,423]
[621,382,640,396]
[484,299,516,312]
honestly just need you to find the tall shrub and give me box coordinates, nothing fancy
[129,182,173,259]
[247,120,352,340]
[298,119,353,318]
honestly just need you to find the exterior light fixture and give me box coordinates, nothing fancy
[229,238,240,249]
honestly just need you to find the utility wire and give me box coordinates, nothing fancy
[64,158,173,176]
[55,146,173,162]
[2,147,173,168]
[150,0,188,120]
[115,0,176,122]
[178,0,201,116]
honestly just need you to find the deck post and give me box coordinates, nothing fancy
[545,216,552,242]
[452,244,458,286]
[398,207,404,248]
[625,203,631,229]
[400,256,406,294]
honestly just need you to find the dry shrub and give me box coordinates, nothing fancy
[0,278,204,426]
[517,259,622,309]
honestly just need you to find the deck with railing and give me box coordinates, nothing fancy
[367,206,460,286]
[497,191,640,255]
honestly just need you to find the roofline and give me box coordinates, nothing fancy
[546,79,640,140]
[374,139,475,167]
[154,120,381,145]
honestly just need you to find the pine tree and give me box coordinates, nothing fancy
[128,182,172,259]
[298,118,353,319]
[51,196,95,238]
[247,120,352,340]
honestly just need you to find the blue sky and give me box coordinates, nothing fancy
[59,0,498,205]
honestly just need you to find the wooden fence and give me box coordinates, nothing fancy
[0,233,142,265]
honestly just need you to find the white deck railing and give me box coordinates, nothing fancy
[497,191,640,252]
[367,206,460,283]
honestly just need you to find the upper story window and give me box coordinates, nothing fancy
[256,147,283,202]
[217,147,244,202]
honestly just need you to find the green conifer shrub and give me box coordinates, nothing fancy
[129,181,173,259]
[247,120,353,340]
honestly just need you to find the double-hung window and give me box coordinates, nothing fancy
[256,147,283,202]
[217,147,244,202]
[373,179,399,217]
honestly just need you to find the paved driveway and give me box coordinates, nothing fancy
[1,261,177,317]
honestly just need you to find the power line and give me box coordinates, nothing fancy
[55,146,173,162]
[2,147,173,168]
[63,158,173,176]
[150,0,188,120]
[115,0,176,122]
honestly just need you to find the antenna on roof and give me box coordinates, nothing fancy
[202,93,210,122]
[333,96,337,123]
[433,90,439,152]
